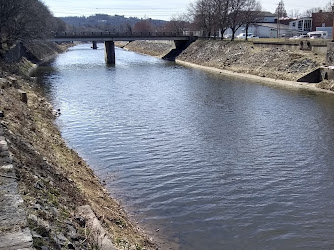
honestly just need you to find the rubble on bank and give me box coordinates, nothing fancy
[177,40,325,82]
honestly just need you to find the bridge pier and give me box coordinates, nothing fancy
[105,41,115,65]
[92,41,97,49]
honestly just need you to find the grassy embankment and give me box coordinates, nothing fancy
[0,42,156,249]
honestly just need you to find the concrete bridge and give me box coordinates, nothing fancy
[49,32,197,64]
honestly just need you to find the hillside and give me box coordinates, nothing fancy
[62,14,167,32]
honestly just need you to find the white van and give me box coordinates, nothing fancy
[307,31,328,39]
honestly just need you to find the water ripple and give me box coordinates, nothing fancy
[36,44,334,249]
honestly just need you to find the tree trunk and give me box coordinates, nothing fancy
[231,28,236,41]
[245,24,249,41]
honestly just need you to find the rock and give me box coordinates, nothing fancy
[67,224,76,234]
[34,203,42,210]
[31,231,42,238]
[67,225,79,241]
[75,216,86,227]
[41,246,49,250]
[76,205,116,250]
[68,242,75,249]
[50,206,59,216]
[55,233,69,246]
[28,214,38,222]
[34,181,44,190]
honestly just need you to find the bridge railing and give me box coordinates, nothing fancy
[52,31,191,38]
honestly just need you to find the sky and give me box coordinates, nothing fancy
[42,0,333,20]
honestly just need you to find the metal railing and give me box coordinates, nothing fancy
[53,31,192,38]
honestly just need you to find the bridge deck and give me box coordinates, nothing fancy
[49,32,196,42]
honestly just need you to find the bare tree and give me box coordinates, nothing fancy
[125,23,133,34]
[189,0,262,40]
[133,19,153,33]
[303,1,332,17]
[165,14,190,34]
[243,0,262,40]
[213,0,231,39]
[229,0,248,40]
[275,0,287,18]
[189,0,217,37]
[303,8,322,17]
[288,9,301,19]
[0,0,60,52]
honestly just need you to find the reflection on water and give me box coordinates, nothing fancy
[36,44,334,249]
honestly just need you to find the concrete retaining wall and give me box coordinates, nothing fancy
[253,40,328,55]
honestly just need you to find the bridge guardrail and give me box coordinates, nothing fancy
[52,31,193,38]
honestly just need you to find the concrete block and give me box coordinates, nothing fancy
[320,66,334,81]
[326,42,334,65]
[299,40,311,51]
[0,228,33,250]
[18,90,27,104]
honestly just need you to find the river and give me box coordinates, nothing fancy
[36,43,334,249]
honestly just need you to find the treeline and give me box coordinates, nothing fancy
[60,14,192,35]
[188,0,262,40]
[62,14,167,33]
[0,0,66,52]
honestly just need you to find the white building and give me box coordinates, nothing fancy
[224,23,291,38]
[289,17,312,34]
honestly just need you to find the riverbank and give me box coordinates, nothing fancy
[122,39,333,93]
[121,41,175,58]
[0,43,156,249]
[176,59,334,94]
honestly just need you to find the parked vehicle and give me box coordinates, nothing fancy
[247,34,259,39]
[289,35,309,39]
[236,33,259,39]
[307,31,328,39]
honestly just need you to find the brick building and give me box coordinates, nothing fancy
[312,10,332,31]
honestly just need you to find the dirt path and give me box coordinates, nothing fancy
[0,116,33,250]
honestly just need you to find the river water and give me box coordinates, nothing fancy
[36,44,334,249]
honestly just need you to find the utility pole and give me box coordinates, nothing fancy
[276,2,281,38]
[332,5,334,41]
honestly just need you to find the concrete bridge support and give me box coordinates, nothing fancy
[92,41,97,50]
[105,41,115,65]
